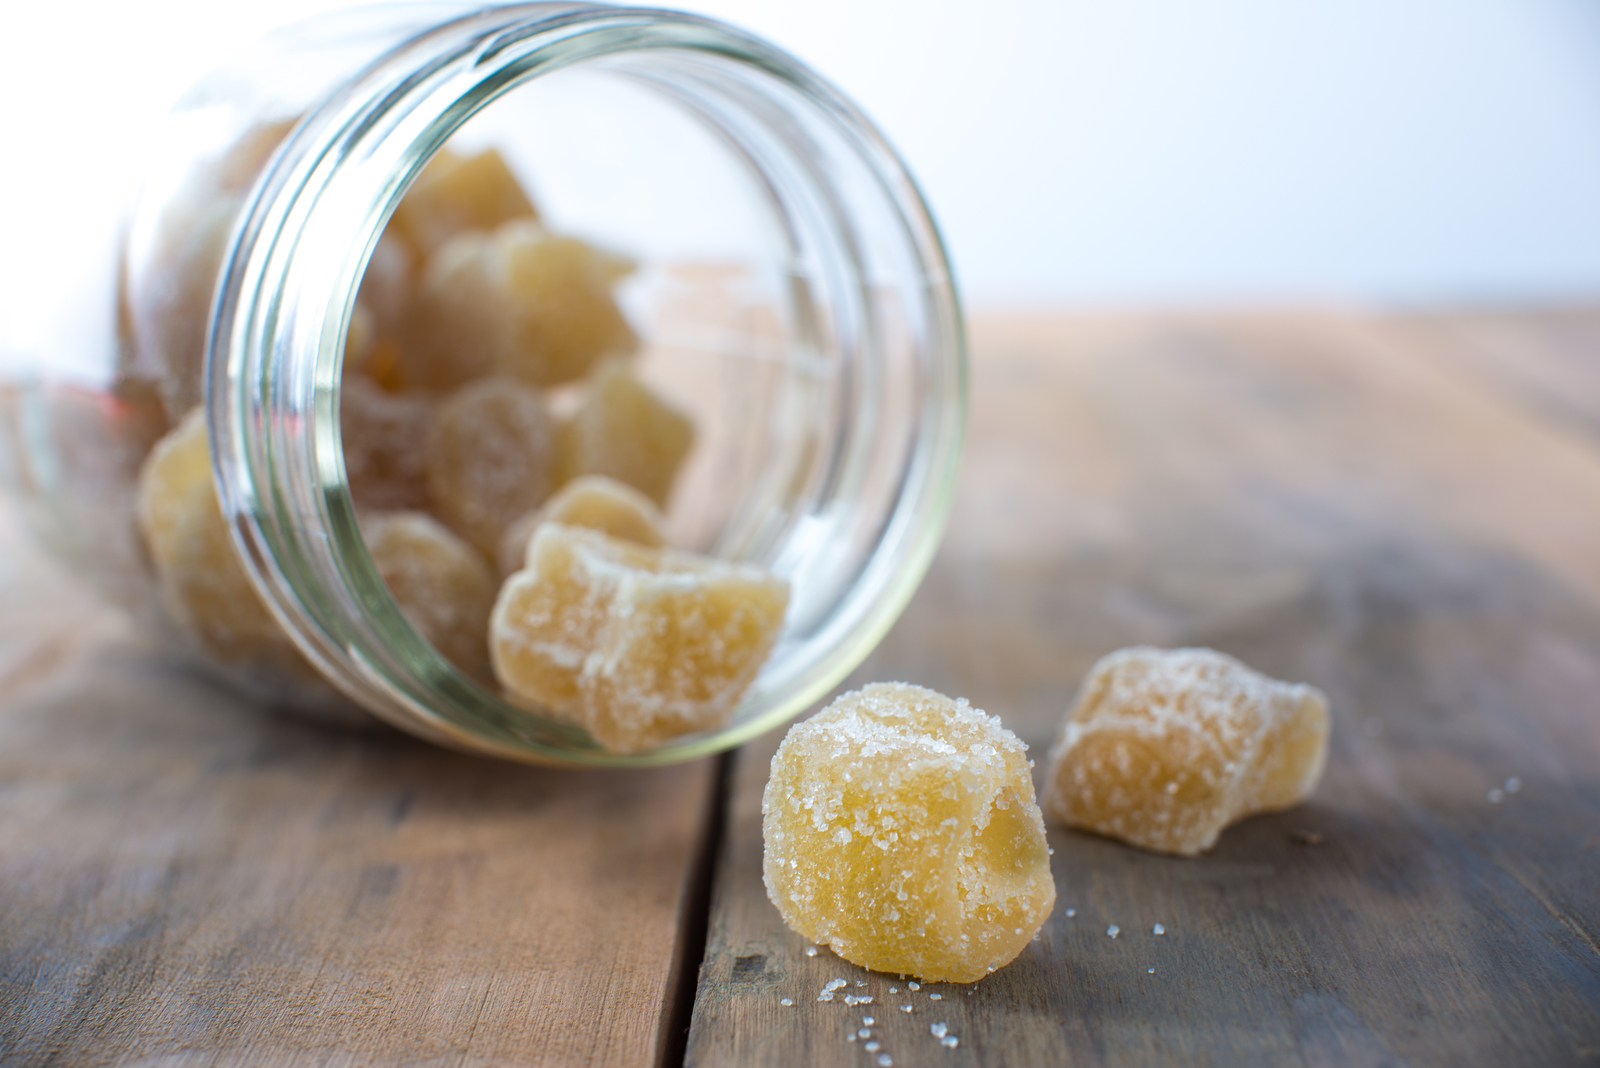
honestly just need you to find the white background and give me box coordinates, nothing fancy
[3,0,1599,318]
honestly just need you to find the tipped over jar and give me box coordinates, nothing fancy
[0,3,966,766]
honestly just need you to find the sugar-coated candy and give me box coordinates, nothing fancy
[492,224,637,386]
[558,359,693,507]
[1044,647,1329,856]
[762,683,1056,983]
[397,221,635,392]
[491,524,789,753]
[390,146,539,256]
[395,234,502,391]
[424,376,557,558]
[339,373,433,513]
[125,118,296,419]
[495,474,667,577]
[362,511,496,681]
[211,115,298,192]
[349,230,416,383]
[136,408,291,663]
[127,192,242,420]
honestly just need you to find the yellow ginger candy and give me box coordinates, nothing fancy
[490,524,789,754]
[399,220,636,392]
[1044,647,1330,857]
[559,360,694,507]
[762,683,1056,983]
[340,373,433,513]
[125,117,297,419]
[389,146,539,257]
[362,511,496,682]
[424,376,557,559]
[136,408,290,664]
[496,474,668,578]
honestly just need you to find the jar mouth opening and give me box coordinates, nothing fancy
[210,4,966,766]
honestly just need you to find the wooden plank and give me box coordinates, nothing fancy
[684,309,1600,1067]
[0,512,719,1066]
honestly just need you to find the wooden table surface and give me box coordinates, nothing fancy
[3,308,1599,1067]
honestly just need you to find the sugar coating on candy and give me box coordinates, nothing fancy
[390,147,539,256]
[136,409,290,663]
[761,683,1056,983]
[425,376,557,558]
[362,511,496,681]
[1043,647,1329,857]
[491,524,789,753]
[558,360,694,507]
[496,474,668,578]
[339,373,433,513]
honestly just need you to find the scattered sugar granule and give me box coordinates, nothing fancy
[1044,647,1330,856]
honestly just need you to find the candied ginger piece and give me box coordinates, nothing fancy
[1043,647,1329,857]
[495,474,667,577]
[340,374,433,513]
[351,230,416,368]
[390,146,538,256]
[490,524,789,754]
[397,221,635,392]
[125,117,297,418]
[424,375,557,558]
[127,192,243,419]
[761,683,1056,983]
[212,115,298,192]
[558,360,693,507]
[363,511,496,681]
[136,408,292,663]
[494,223,637,386]
[396,233,503,391]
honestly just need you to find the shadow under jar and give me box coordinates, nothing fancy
[0,3,966,766]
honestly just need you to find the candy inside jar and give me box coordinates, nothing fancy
[0,5,967,765]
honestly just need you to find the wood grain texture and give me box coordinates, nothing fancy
[0,505,718,1067]
[684,309,1600,1067]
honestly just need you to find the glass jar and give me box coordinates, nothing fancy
[0,2,966,766]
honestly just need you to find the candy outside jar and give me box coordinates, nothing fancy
[0,3,966,765]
